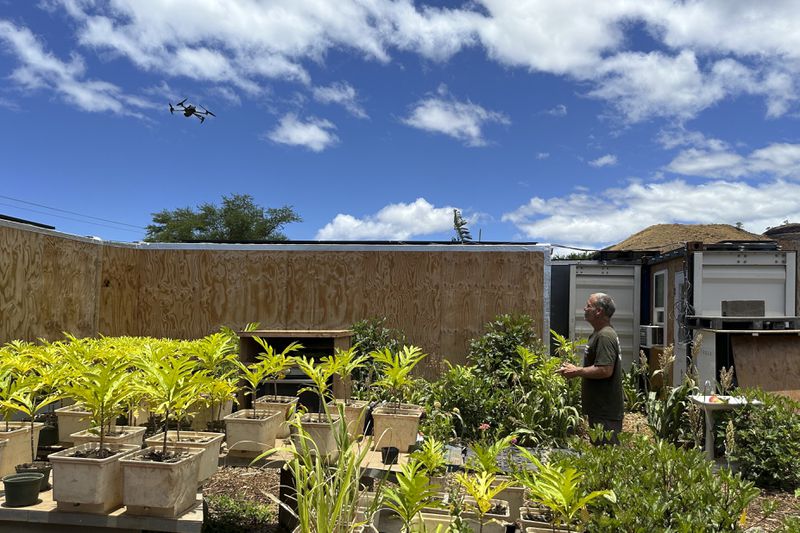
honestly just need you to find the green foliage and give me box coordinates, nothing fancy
[145,193,300,242]
[466,434,516,475]
[350,318,407,396]
[570,434,760,531]
[383,460,443,532]
[645,378,697,445]
[730,389,800,491]
[514,448,615,529]
[452,209,472,243]
[410,437,448,478]
[454,471,513,528]
[371,345,428,409]
[203,494,275,533]
[466,314,541,375]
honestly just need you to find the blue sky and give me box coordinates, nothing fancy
[2,1,800,249]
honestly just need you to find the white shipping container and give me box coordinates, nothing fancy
[569,264,641,371]
[692,251,796,317]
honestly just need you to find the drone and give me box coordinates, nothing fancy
[169,98,216,123]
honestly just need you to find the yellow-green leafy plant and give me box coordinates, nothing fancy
[62,349,134,454]
[514,448,615,531]
[411,437,448,479]
[382,459,444,532]
[371,345,428,411]
[296,355,337,419]
[137,344,205,455]
[454,471,514,533]
[466,434,517,475]
[323,346,369,404]
[251,339,302,401]
[236,358,279,420]
[1,376,62,463]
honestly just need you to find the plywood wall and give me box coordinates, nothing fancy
[0,224,101,341]
[103,247,545,372]
[1,222,546,374]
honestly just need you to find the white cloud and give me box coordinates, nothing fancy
[589,154,617,167]
[265,113,339,152]
[536,152,550,160]
[666,142,800,179]
[0,20,155,116]
[402,94,509,146]
[316,198,457,239]
[312,82,367,118]
[545,104,567,116]
[502,179,800,249]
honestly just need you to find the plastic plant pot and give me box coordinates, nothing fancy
[15,462,52,491]
[2,472,44,507]
[381,446,399,465]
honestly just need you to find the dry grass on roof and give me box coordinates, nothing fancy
[606,223,772,253]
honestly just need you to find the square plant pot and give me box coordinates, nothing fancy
[145,431,224,483]
[49,442,140,514]
[0,423,43,477]
[292,413,342,460]
[254,395,298,438]
[191,399,233,431]
[462,497,511,533]
[55,404,92,444]
[328,399,369,439]
[371,403,423,453]
[494,475,524,522]
[223,409,282,458]
[71,426,146,448]
[120,446,202,518]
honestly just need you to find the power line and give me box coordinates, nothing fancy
[0,202,143,234]
[0,194,145,230]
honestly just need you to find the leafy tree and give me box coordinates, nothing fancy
[452,209,472,243]
[144,194,300,242]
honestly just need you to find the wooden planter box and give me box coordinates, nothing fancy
[120,446,202,518]
[71,426,146,448]
[371,403,423,452]
[223,409,282,458]
[254,395,298,438]
[49,442,140,514]
[145,431,224,483]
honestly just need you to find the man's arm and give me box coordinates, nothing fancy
[557,362,613,379]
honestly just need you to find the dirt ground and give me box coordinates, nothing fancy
[203,420,799,532]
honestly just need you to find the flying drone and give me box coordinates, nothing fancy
[169,98,216,123]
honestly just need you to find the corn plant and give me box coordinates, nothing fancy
[371,345,427,411]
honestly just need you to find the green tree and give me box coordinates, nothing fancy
[144,194,301,242]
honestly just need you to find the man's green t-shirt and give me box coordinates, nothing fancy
[581,326,624,421]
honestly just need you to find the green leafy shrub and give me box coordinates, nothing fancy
[569,434,759,531]
[730,389,800,491]
[203,495,274,533]
[350,317,407,396]
[467,314,541,375]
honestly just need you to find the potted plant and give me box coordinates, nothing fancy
[513,448,615,533]
[0,369,39,479]
[454,471,513,533]
[325,347,370,439]
[466,433,524,522]
[252,339,302,438]
[374,459,446,532]
[410,437,448,492]
[224,355,283,458]
[370,345,427,452]
[120,345,204,517]
[293,355,342,459]
[2,378,61,490]
[185,331,240,430]
[49,350,141,514]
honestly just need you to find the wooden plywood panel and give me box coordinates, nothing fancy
[0,225,100,342]
[99,246,141,336]
[733,335,800,401]
[440,252,483,366]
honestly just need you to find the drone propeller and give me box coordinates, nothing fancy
[199,115,205,124]
[176,98,188,107]
[169,103,175,114]
[198,104,215,117]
